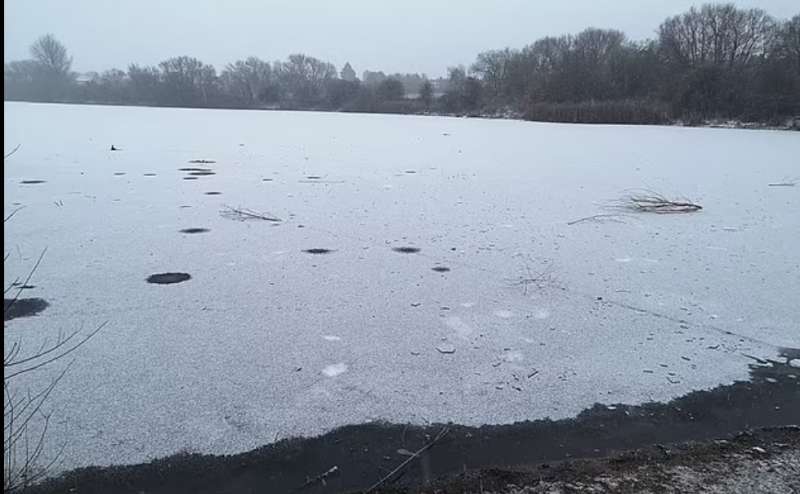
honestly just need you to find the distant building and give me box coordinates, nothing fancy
[340,63,356,82]
[75,72,97,86]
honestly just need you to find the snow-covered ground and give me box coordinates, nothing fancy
[4,102,799,472]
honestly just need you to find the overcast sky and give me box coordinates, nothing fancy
[4,0,798,78]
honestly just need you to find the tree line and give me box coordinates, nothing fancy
[5,3,799,125]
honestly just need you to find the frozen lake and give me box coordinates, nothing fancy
[4,102,799,472]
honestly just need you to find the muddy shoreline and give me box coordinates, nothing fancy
[25,349,799,493]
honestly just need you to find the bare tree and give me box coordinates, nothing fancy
[159,56,218,106]
[659,4,775,68]
[471,48,513,100]
[30,34,72,76]
[221,57,273,105]
[419,79,434,110]
[278,54,337,105]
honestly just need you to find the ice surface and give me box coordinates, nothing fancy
[3,102,799,472]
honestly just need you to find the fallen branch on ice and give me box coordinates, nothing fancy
[4,144,21,160]
[618,191,702,214]
[567,214,629,225]
[220,205,282,222]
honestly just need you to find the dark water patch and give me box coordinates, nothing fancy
[432,266,451,273]
[183,176,199,180]
[303,248,333,254]
[405,170,417,174]
[306,175,322,180]
[4,298,49,321]
[204,192,222,195]
[179,228,210,234]
[113,172,126,176]
[25,349,800,494]
[189,171,216,176]
[393,246,421,254]
[188,159,216,164]
[262,178,273,182]
[146,273,191,285]
[143,173,157,177]
[179,167,212,172]
[20,180,46,184]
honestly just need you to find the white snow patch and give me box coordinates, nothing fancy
[322,363,348,377]
[323,335,342,341]
[501,351,524,363]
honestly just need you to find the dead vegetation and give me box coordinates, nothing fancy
[507,256,557,295]
[220,205,282,222]
[617,190,702,214]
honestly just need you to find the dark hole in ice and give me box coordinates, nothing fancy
[393,247,421,254]
[114,172,126,176]
[20,180,46,184]
[262,178,273,182]
[146,273,191,285]
[432,266,451,272]
[405,170,417,174]
[204,191,222,195]
[4,298,49,321]
[144,173,157,177]
[179,167,212,172]
[306,176,321,180]
[303,248,333,255]
[183,176,199,180]
[188,159,216,164]
[189,171,216,176]
[180,228,210,234]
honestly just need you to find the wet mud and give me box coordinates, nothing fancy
[26,349,799,493]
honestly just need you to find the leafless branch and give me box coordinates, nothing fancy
[4,144,21,160]
[5,206,26,223]
[567,213,629,225]
[616,190,702,214]
[365,427,450,493]
[220,205,282,222]
[4,248,47,320]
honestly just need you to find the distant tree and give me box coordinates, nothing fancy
[324,78,361,108]
[27,34,74,100]
[658,4,774,68]
[30,34,72,76]
[279,54,337,105]
[159,56,218,106]
[471,48,513,100]
[376,78,405,101]
[419,79,434,110]
[127,64,162,104]
[362,70,387,86]
[95,69,129,103]
[220,57,273,105]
